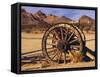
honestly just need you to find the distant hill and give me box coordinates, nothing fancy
[79,15,95,32]
[44,15,72,24]
[44,14,58,24]
[21,9,50,33]
[54,16,72,24]
[79,15,95,25]
[33,10,46,19]
[21,9,95,33]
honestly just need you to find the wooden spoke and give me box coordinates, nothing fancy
[60,27,64,40]
[47,48,57,53]
[63,28,69,40]
[67,29,75,41]
[51,51,59,60]
[64,34,67,40]
[70,45,80,50]
[69,39,79,44]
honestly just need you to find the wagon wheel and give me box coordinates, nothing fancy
[42,23,84,64]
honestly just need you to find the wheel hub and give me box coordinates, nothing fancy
[57,40,70,52]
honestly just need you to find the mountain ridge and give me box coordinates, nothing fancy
[21,9,95,32]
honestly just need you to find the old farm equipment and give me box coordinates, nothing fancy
[42,23,86,64]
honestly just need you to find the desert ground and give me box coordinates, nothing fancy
[21,31,95,71]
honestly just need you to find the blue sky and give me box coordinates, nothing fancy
[22,6,95,20]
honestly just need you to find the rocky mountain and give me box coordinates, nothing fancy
[21,9,73,32]
[21,9,50,32]
[79,15,95,31]
[44,15,72,24]
[21,9,95,32]
[79,15,95,25]
[54,16,72,24]
[43,14,58,24]
[33,10,46,19]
